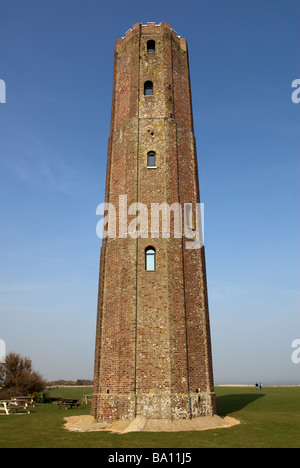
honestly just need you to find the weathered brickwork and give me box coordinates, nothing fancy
[92,22,216,422]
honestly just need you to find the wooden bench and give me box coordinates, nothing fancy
[0,400,31,415]
[58,399,80,410]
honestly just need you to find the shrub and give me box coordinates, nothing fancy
[0,352,46,398]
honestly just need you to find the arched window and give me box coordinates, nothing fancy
[147,151,156,167]
[145,247,156,271]
[144,81,153,96]
[147,40,155,53]
[185,204,193,229]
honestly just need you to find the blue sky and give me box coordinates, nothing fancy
[0,0,299,385]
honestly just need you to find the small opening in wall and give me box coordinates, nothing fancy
[147,40,155,53]
[185,204,195,230]
[147,151,156,167]
[144,81,153,96]
[106,389,110,394]
[145,246,156,271]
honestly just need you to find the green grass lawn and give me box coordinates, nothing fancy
[0,386,299,448]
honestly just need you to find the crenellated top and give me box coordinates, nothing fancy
[115,22,187,52]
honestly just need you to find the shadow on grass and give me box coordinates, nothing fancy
[216,393,265,416]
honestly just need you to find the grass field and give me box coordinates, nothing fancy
[0,386,299,448]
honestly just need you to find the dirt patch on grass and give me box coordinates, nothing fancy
[64,414,240,434]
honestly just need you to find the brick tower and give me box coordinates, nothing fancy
[92,22,216,422]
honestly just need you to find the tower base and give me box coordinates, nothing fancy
[91,392,216,422]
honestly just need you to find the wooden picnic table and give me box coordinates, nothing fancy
[81,394,92,405]
[58,398,80,410]
[10,396,35,407]
[0,399,31,415]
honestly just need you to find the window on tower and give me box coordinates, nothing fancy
[185,204,193,228]
[145,247,156,271]
[144,81,153,96]
[147,40,155,53]
[147,151,156,167]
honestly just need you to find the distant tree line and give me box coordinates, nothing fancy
[47,379,93,386]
